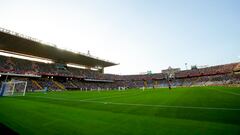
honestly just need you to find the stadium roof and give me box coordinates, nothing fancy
[0,28,118,68]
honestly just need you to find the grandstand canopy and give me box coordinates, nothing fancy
[0,29,117,68]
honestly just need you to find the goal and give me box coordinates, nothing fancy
[0,80,27,96]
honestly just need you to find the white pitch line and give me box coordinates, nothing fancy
[108,102,240,111]
[215,90,240,96]
[206,87,240,96]
[81,91,144,101]
[27,96,240,111]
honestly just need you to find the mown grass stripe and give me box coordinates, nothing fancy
[28,95,240,111]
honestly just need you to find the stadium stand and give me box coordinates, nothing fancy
[0,28,239,91]
[0,54,239,90]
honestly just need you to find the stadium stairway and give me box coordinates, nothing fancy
[32,80,43,90]
[53,81,65,90]
[69,81,78,88]
[194,77,201,84]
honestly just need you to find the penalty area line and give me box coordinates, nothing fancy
[81,91,145,101]
[27,95,240,111]
[206,87,240,96]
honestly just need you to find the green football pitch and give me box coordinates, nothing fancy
[0,86,240,135]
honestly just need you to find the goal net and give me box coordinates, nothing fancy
[0,81,27,96]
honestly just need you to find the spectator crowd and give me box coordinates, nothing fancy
[0,55,239,91]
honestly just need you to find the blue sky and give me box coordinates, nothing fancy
[0,0,239,74]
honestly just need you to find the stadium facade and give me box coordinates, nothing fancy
[0,28,240,92]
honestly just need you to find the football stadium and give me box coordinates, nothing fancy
[0,1,240,135]
[0,27,240,135]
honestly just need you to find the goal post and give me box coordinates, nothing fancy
[0,81,27,96]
